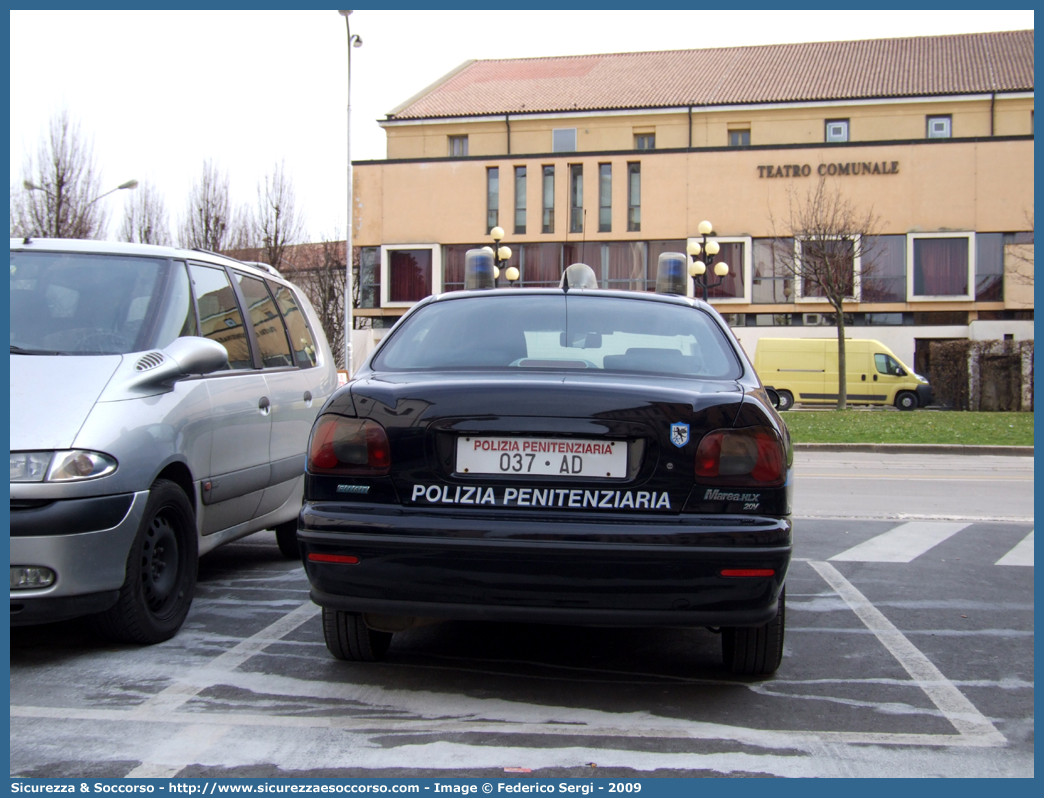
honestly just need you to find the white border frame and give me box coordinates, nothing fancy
[793,235,862,303]
[685,236,752,304]
[906,232,975,302]
[380,243,442,308]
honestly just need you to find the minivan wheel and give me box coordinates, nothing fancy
[895,391,918,411]
[776,390,795,411]
[322,608,392,661]
[93,479,198,644]
[274,519,300,560]
[721,588,785,676]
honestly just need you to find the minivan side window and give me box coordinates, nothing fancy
[874,353,904,376]
[188,263,252,369]
[268,281,318,368]
[234,272,295,368]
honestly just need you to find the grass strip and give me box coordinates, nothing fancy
[782,410,1034,446]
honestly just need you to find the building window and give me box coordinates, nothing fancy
[486,167,499,233]
[553,128,577,152]
[514,166,527,235]
[380,244,441,306]
[975,233,1004,301]
[542,166,554,234]
[627,163,640,232]
[752,239,795,304]
[927,115,952,139]
[825,119,849,143]
[448,135,468,157]
[729,129,750,147]
[358,247,380,308]
[692,239,749,301]
[908,233,973,299]
[795,237,859,301]
[635,134,655,150]
[569,164,583,234]
[860,235,906,302]
[598,164,612,232]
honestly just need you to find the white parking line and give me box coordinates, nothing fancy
[996,530,1034,566]
[829,521,970,563]
[808,561,1005,745]
[132,600,319,716]
[124,724,231,779]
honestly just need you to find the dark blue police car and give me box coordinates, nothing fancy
[298,253,793,675]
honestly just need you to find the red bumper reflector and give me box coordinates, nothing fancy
[720,568,775,577]
[308,553,360,564]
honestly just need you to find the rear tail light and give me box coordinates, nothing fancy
[307,553,360,564]
[720,568,775,578]
[694,427,785,486]
[308,416,391,476]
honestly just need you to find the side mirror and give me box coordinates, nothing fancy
[165,336,229,376]
[765,388,781,409]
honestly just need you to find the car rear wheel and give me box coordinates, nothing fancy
[721,588,785,675]
[776,390,795,411]
[322,608,392,661]
[895,391,918,411]
[93,479,198,644]
[274,519,300,560]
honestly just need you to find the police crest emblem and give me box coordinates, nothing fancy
[670,422,690,448]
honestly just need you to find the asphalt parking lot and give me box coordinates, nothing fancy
[10,499,1033,778]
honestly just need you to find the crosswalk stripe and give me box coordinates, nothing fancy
[996,530,1034,567]
[830,521,971,563]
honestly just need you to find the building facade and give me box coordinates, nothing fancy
[350,31,1034,376]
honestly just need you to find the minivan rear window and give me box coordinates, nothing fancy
[373,294,742,379]
[10,251,193,355]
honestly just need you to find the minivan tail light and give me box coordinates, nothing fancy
[308,416,391,476]
[694,427,785,486]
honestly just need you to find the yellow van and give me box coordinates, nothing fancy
[754,338,932,411]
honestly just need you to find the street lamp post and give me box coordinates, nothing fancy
[486,226,518,284]
[686,219,730,300]
[338,9,362,376]
[23,179,138,238]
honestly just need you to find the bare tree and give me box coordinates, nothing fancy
[178,160,248,252]
[11,110,109,239]
[287,237,348,368]
[253,161,304,270]
[119,180,171,245]
[772,178,880,410]
[1007,208,1034,288]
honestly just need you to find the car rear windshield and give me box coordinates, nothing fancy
[373,294,742,379]
[10,250,194,355]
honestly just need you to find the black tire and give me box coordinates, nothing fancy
[722,588,785,675]
[274,519,300,560]
[776,390,795,412]
[895,391,918,411]
[322,608,392,662]
[93,479,197,644]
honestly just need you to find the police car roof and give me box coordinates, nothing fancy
[427,286,714,312]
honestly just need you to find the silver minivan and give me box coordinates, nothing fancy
[10,238,338,642]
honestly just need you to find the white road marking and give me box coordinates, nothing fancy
[808,561,1005,745]
[124,723,231,778]
[996,530,1034,566]
[7,703,1004,749]
[829,521,970,562]
[131,600,319,716]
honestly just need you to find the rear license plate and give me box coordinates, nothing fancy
[456,436,627,478]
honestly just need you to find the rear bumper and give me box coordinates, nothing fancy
[299,502,791,628]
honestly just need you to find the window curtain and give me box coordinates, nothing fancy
[605,242,645,291]
[521,243,562,287]
[706,242,744,299]
[441,246,468,292]
[914,238,967,296]
[389,250,432,302]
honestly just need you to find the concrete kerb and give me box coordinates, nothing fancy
[794,443,1034,456]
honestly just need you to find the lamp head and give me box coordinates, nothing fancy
[686,240,701,257]
[118,179,139,190]
[490,226,505,243]
[505,266,520,282]
[497,245,512,262]
[697,220,713,236]
[689,260,706,276]
[704,239,720,256]
[714,262,729,277]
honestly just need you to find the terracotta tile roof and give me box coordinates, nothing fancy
[388,30,1034,120]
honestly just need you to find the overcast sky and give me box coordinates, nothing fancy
[9,9,1035,243]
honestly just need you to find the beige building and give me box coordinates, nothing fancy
[351,30,1034,376]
